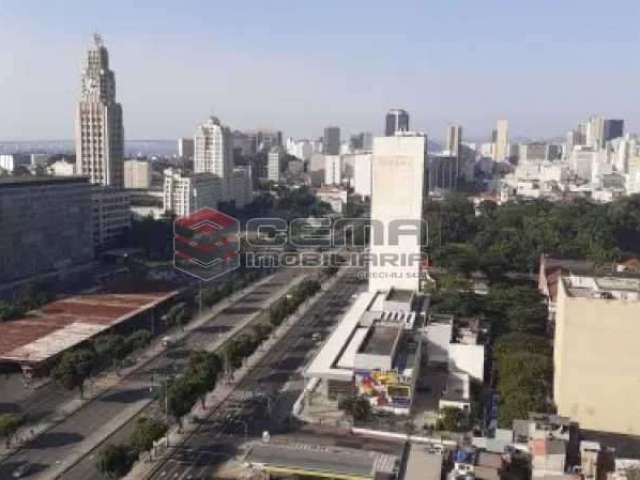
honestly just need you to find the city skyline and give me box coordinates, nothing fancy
[1,1,639,142]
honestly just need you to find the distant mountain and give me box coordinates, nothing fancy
[0,140,177,157]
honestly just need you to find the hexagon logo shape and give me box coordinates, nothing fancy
[173,208,241,281]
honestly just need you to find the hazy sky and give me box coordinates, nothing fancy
[1,0,639,142]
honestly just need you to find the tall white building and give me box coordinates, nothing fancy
[285,138,313,161]
[124,159,151,189]
[324,155,343,185]
[369,133,427,293]
[267,146,284,183]
[75,34,125,187]
[194,116,233,198]
[494,119,509,161]
[163,168,223,217]
[353,153,372,198]
[446,125,462,157]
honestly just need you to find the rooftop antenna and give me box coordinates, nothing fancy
[93,32,103,47]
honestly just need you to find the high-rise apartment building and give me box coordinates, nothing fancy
[603,119,624,145]
[554,274,640,435]
[353,153,372,198]
[369,133,427,293]
[75,34,125,187]
[178,138,195,160]
[446,125,463,157]
[385,109,410,136]
[124,159,151,189]
[267,146,285,183]
[324,155,343,185]
[323,127,341,155]
[494,119,509,161]
[194,116,233,199]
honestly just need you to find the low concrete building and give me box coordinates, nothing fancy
[317,186,349,214]
[305,289,424,415]
[48,159,77,176]
[424,314,485,382]
[245,441,399,480]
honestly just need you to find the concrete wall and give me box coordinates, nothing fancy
[554,279,640,435]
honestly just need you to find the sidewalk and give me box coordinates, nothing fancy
[125,268,349,480]
[0,271,283,463]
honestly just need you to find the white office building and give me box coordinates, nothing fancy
[285,138,313,161]
[353,152,372,198]
[163,168,223,217]
[369,133,427,293]
[194,116,233,198]
[267,146,284,183]
[324,155,343,185]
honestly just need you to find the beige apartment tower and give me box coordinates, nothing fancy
[494,119,509,161]
[554,275,640,435]
[75,34,124,187]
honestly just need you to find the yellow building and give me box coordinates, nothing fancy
[554,275,640,435]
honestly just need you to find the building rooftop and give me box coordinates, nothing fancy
[359,326,401,356]
[245,442,398,480]
[0,290,177,365]
[563,275,640,299]
[0,175,89,187]
[386,288,413,303]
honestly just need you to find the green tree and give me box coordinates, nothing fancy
[166,378,197,429]
[494,333,551,360]
[129,417,167,454]
[125,330,153,352]
[96,443,136,479]
[338,396,371,422]
[437,407,466,432]
[0,413,22,448]
[94,334,128,370]
[187,350,222,408]
[52,348,96,398]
